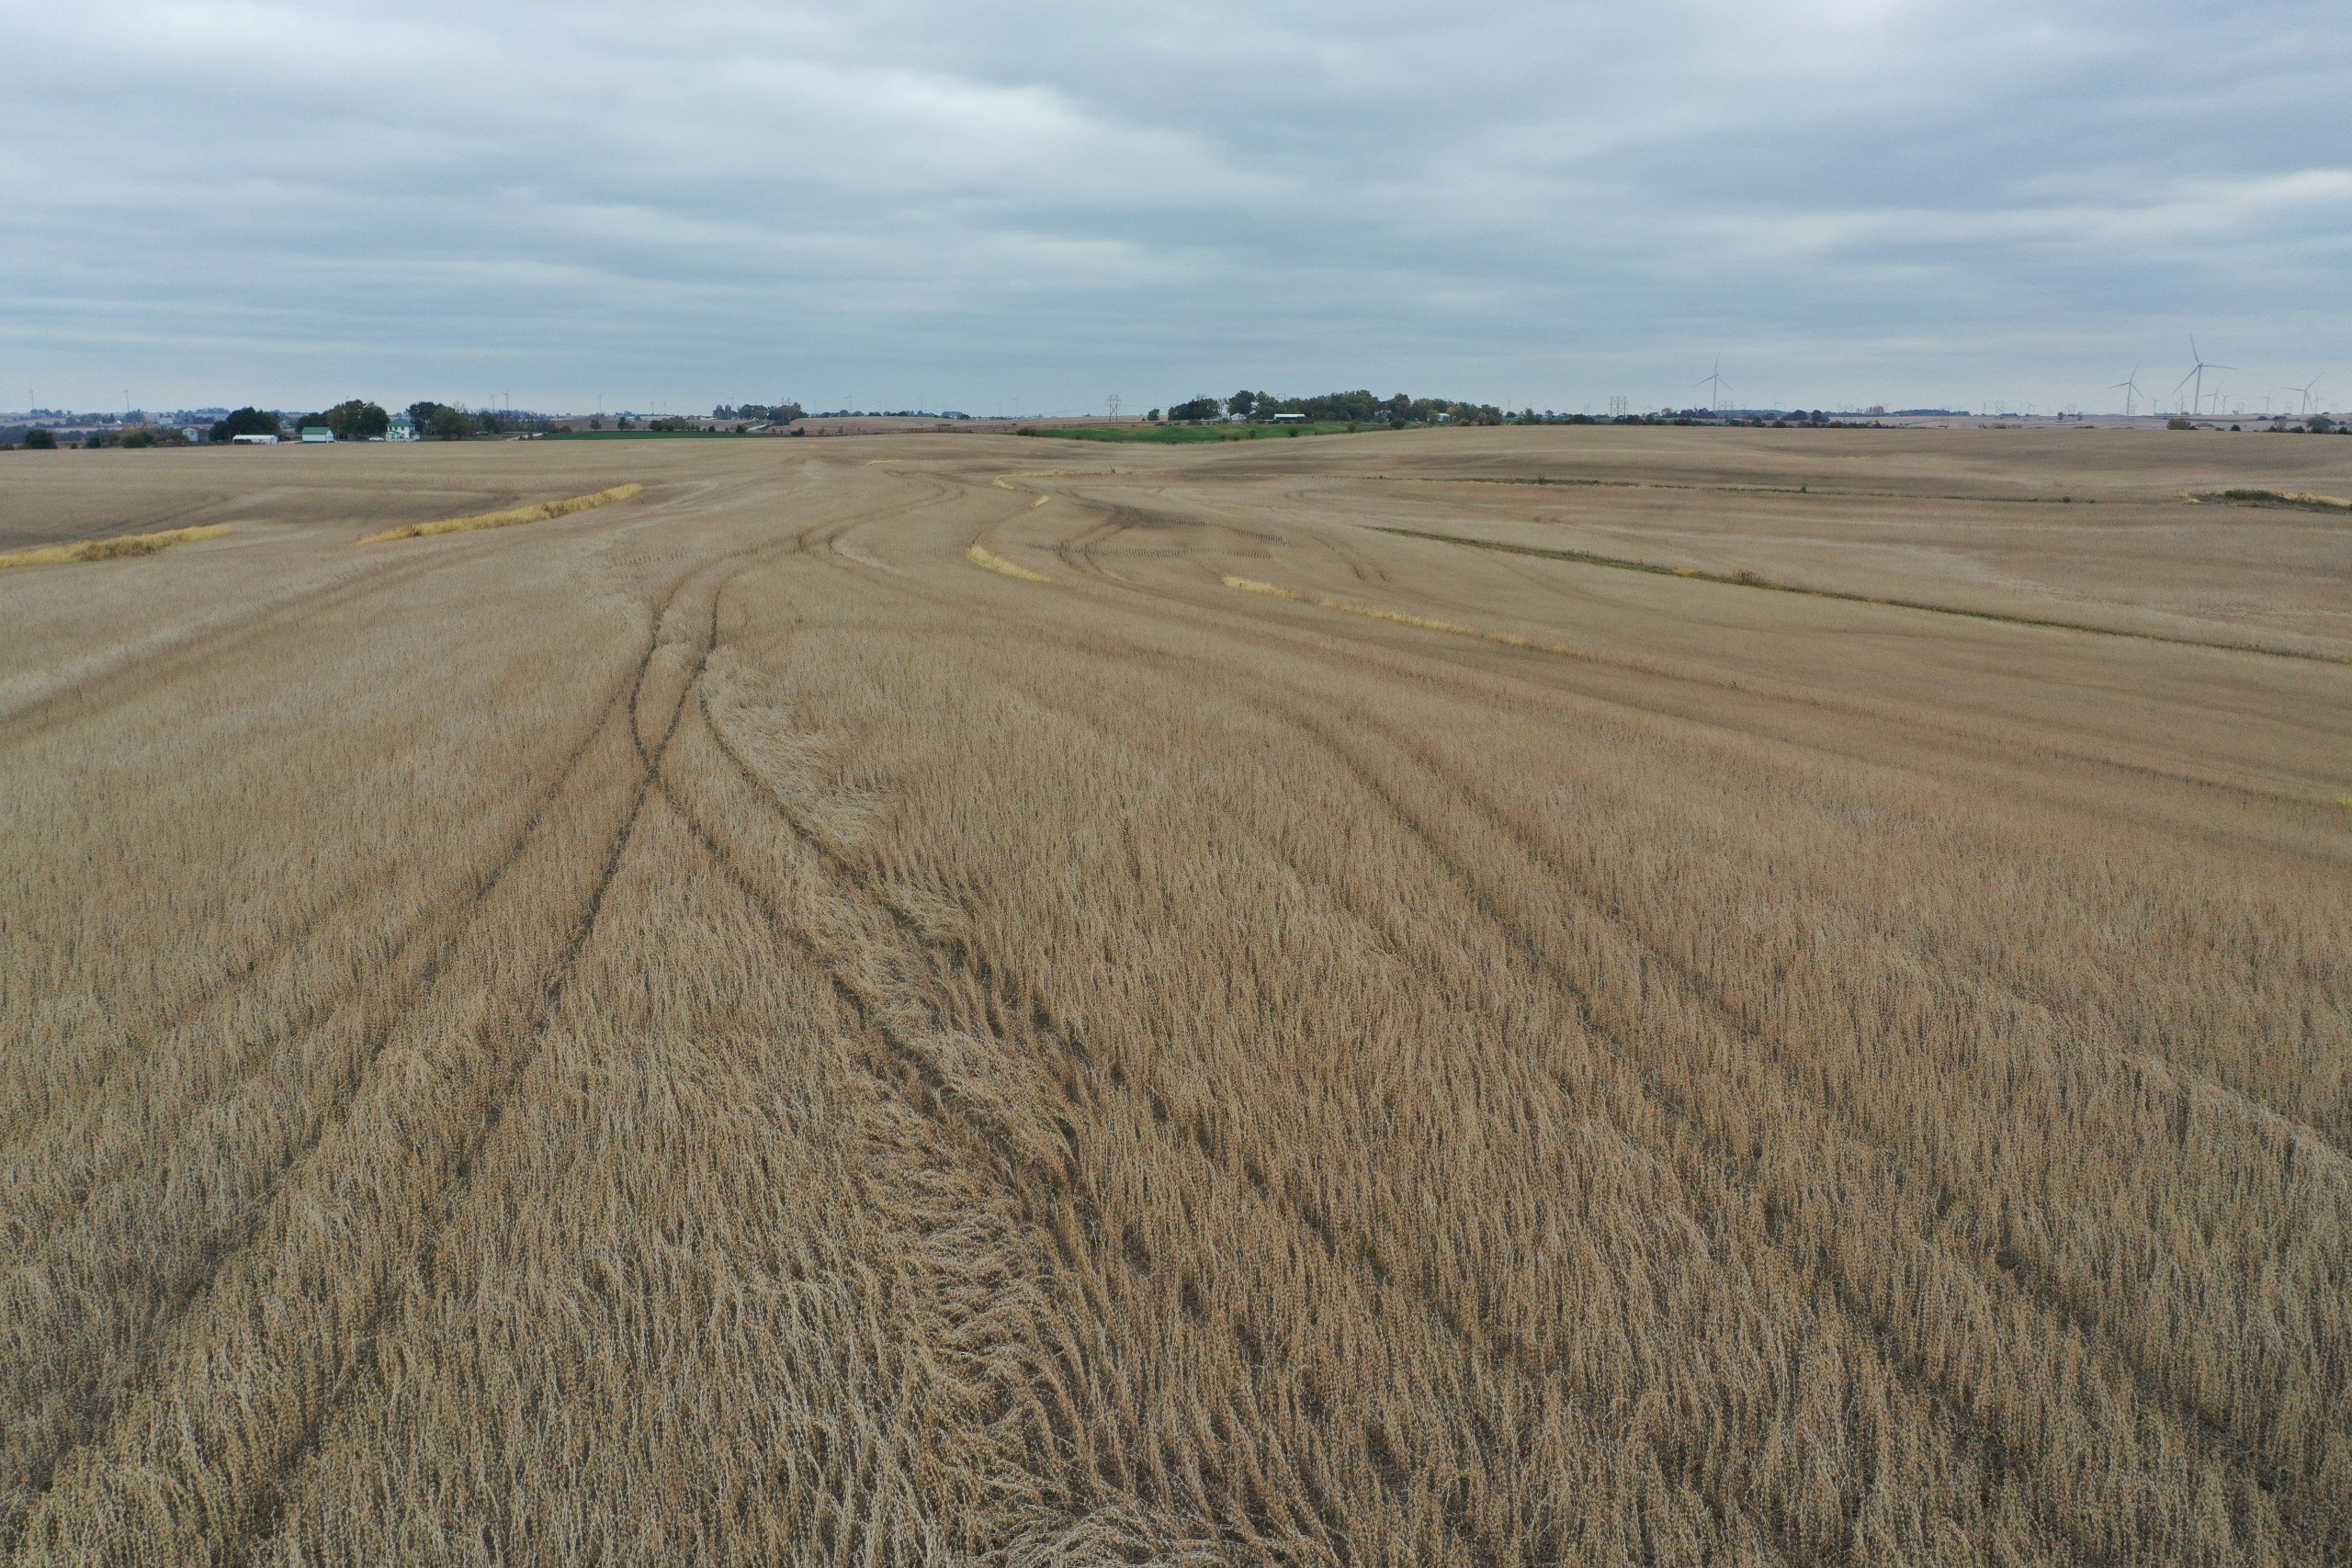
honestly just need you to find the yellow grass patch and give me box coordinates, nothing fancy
[0,524,232,572]
[357,483,642,544]
[967,542,1057,584]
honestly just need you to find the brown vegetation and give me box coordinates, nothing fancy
[1,426,2346,1563]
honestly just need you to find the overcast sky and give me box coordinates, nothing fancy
[6,2,2347,415]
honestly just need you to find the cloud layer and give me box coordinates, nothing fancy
[7,1,2347,413]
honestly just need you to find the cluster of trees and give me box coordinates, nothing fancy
[406,401,501,440]
[310,400,389,441]
[1164,390,1507,426]
[211,401,401,442]
[29,425,192,449]
[209,401,413,442]
[712,403,806,423]
[209,407,282,443]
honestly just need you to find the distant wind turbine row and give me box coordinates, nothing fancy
[1660,344,2324,421]
[2131,340,2327,419]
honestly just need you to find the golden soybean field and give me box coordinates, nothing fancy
[0,427,2347,1565]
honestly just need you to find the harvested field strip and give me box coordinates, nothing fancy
[0,524,231,572]
[356,483,642,544]
[967,541,1057,583]
[1375,525,2352,664]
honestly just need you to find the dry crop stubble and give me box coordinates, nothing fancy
[0,427,2345,1563]
[775,524,2333,1561]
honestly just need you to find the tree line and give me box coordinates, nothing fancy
[711,403,806,423]
[1161,389,1508,425]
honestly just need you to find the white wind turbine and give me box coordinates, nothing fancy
[2174,337,2233,416]
[2292,376,2324,416]
[1696,355,1730,412]
[2107,367,2144,417]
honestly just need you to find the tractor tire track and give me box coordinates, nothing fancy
[1331,699,2346,1516]
[0,565,690,1552]
[684,585,1788,1565]
[0,649,650,1263]
[785,526,2241,1563]
[977,552,2310,1562]
[0,550,456,750]
[1018,518,2346,1543]
[225,529,819,1565]
[663,676,1519,1568]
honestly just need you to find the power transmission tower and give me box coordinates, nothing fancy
[1107,394,1121,420]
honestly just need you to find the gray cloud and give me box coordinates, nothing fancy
[6,1,2347,414]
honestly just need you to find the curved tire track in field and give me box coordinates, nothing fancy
[0,864,384,1159]
[1053,501,2334,1559]
[1021,477,2348,1140]
[793,494,2300,1563]
[1024,506,2346,1547]
[646,729,1277,1562]
[1333,701,2346,1510]
[684,571,1796,1564]
[1004,536,2317,1561]
[0,559,687,1552]
[0,550,458,749]
[0,635,655,1264]
[229,585,710,1563]
[226,470,968,1561]
[665,683,1528,1565]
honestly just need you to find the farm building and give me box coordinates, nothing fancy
[299,426,334,444]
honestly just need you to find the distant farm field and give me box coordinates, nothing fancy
[1,427,2347,1563]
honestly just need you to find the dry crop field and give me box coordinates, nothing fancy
[1,426,2346,1565]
